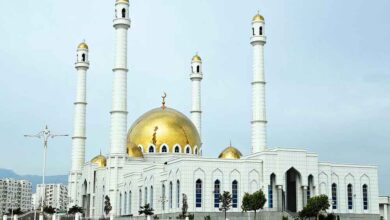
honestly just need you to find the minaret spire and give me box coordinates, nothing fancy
[250,12,267,153]
[68,40,90,208]
[190,53,203,139]
[108,0,131,216]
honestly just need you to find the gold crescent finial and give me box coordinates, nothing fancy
[161,92,167,109]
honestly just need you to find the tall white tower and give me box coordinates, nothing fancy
[110,0,130,156]
[68,41,89,207]
[107,0,130,215]
[250,12,267,153]
[190,54,203,139]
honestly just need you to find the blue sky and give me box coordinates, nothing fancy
[0,0,389,195]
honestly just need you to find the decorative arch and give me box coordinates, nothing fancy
[148,145,155,153]
[173,144,181,153]
[185,145,191,154]
[194,146,198,155]
[138,145,144,152]
[160,144,169,153]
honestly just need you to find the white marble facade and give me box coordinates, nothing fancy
[67,0,382,218]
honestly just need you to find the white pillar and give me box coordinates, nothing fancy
[384,204,388,220]
[13,215,18,220]
[69,41,90,207]
[108,0,131,216]
[190,54,203,139]
[250,12,267,153]
[3,215,6,220]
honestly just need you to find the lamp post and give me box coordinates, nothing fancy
[158,195,168,220]
[24,125,68,215]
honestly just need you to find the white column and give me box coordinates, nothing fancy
[110,0,130,156]
[69,41,89,208]
[190,54,203,139]
[384,204,388,220]
[108,0,131,216]
[250,13,267,153]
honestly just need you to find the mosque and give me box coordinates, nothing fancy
[67,0,383,219]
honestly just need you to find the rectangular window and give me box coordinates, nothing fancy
[347,184,353,210]
[331,184,337,209]
[268,185,273,208]
[214,181,220,208]
[232,181,238,208]
[196,180,202,208]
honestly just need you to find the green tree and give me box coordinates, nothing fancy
[219,191,232,220]
[139,203,154,219]
[241,190,267,220]
[43,206,56,214]
[104,195,112,216]
[298,195,330,220]
[177,194,190,219]
[67,205,84,215]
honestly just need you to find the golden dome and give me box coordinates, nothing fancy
[218,146,242,159]
[127,107,201,155]
[116,0,129,3]
[77,42,88,49]
[127,145,144,158]
[192,54,202,62]
[91,154,106,168]
[252,13,264,22]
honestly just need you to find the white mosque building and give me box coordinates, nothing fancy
[67,0,383,219]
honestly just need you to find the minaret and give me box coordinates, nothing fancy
[68,41,89,207]
[190,54,203,139]
[250,12,267,153]
[110,0,130,156]
[107,0,130,216]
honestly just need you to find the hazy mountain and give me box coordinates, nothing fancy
[0,168,67,192]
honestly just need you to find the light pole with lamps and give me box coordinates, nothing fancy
[24,125,68,216]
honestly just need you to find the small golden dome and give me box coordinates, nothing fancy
[91,154,107,168]
[127,107,201,155]
[252,13,264,22]
[77,42,88,49]
[192,54,202,62]
[116,0,129,3]
[218,146,242,159]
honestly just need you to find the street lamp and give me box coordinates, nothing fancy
[158,195,168,220]
[24,125,68,215]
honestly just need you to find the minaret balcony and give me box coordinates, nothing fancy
[250,35,267,45]
[113,18,131,28]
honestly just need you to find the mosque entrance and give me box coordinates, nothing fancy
[286,168,300,212]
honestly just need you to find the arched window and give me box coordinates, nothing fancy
[139,146,143,152]
[169,181,173,209]
[307,175,314,201]
[162,184,166,211]
[121,8,126,18]
[214,180,220,208]
[196,65,200,73]
[174,146,180,153]
[119,193,122,215]
[129,191,132,214]
[124,192,127,214]
[195,179,202,207]
[139,189,142,208]
[161,145,168,153]
[148,146,154,153]
[332,183,337,209]
[150,186,153,208]
[82,53,86,62]
[177,180,180,208]
[362,184,368,210]
[186,147,190,154]
[194,148,198,155]
[259,26,263,35]
[252,27,255,36]
[232,180,238,208]
[347,184,353,210]
[144,187,148,205]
